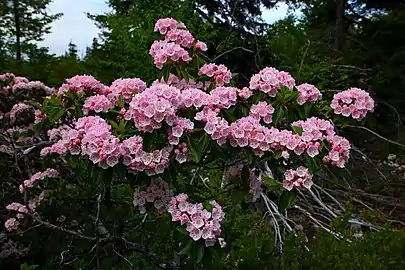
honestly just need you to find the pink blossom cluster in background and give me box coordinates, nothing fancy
[283,166,313,191]
[12,81,53,95]
[331,87,375,120]
[133,180,174,214]
[82,94,113,114]
[0,73,29,95]
[57,75,106,96]
[9,103,34,122]
[249,67,295,97]
[107,78,147,103]
[249,171,264,202]
[250,101,275,124]
[198,64,232,86]
[296,83,322,105]
[174,142,190,164]
[121,135,172,176]
[124,83,182,132]
[168,194,226,247]
[5,191,46,231]
[19,168,59,193]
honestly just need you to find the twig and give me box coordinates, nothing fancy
[212,47,254,62]
[307,188,338,218]
[343,125,405,148]
[21,140,55,155]
[293,205,352,243]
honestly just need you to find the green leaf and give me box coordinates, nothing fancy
[199,133,211,154]
[176,227,188,236]
[278,190,297,213]
[262,176,279,186]
[273,107,284,126]
[291,125,303,135]
[211,142,228,161]
[187,135,201,163]
[163,65,171,82]
[241,165,250,182]
[109,120,119,130]
[273,150,283,159]
[142,133,154,151]
[195,243,205,264]
[178,239,193,255]
[304,103,312,117]
[244,148,254,165]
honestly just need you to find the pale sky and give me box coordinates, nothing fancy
[40,1,296,56]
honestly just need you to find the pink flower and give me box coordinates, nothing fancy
[249,67,295,97]
[195,41,208,51]
[198,64,232,86]
[282,166,313,191]
[4,218,19,231]
[296,83,322,105]
[331,88,374,120]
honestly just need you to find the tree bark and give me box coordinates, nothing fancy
[12,0,22,67]
[334,0,346,52]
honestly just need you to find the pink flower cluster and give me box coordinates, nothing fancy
[151,18,206,69]
[323,135,351,168]
[121,136,172,176]
[168,117,194,145]
[331,88,375,120]
[124,83,182,132]
[249,67,295,97]
[195,107,229,145]
[154,74,211,91]
[83,95,113,114]
[237,87,253,100]
[283,166,313,191]
[292,117,351,166]
[195,41,208,52]
[149,40,192,69]
[165,28,195,48]
[168,194,226,247]
[57,75,106,96]
[296,83,322,105]
[181,87,211,108]
[4,218,19,231]
[107,78,147,103]
[198,64,232,86]
[174,143,190,164]
[250,101,275,123]
[154,18,180,35]
[42,116,121,169]
[210,86,238,109]
[19,168,59,193]
[133,180,173,214]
